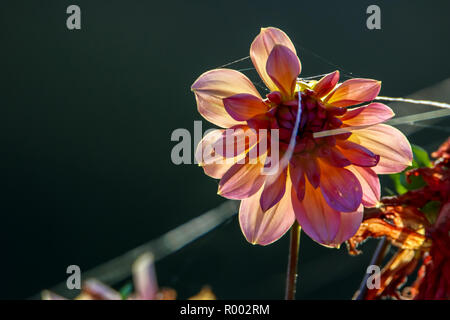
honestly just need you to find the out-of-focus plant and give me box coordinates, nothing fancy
[348,138,450,300]
[42,253,215,300]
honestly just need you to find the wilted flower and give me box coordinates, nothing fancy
[347,137,450,300]
[192,27,412,246]
[42,253,215,300]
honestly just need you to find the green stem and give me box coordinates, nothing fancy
[285,221,301,300]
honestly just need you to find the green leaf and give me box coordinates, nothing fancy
[390,173,408,195]
[402,172,426,191]
[119,282,133,300]
[420,201,441,225]
[411,144,432,168]
[388,144,431,195]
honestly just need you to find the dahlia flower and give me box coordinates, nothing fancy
[192,27,412,246]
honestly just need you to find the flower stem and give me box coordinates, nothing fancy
[285,221,301,300]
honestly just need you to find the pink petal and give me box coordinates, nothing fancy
[318,160,363,212]
[192,69,261,128]
[250,27,298,92]
[325,79,381,107]
[223,93,269,121]
[337,140,380,167]
[346,165,380,207]
[313,71,340,98]
[303,156,321,188]
[319,147,351,167]
[330,204,364,245]
[195,129,236,179]
[291,181,340,245]
[132,253,158,300]
[218,161,266,199]
[292,182,363,246]
[340,103,394,127]
[246,113,272,131]
[349,124,413,174]
[239,178,295,245]
[266,45,301,97]
[289,158,306,201]
[260,168,287,211]
[213,125,259,158]
[83,280,122,300]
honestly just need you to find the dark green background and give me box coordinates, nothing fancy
[0,0,449,299]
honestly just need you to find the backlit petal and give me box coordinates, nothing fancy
[349,124,413,174]
[347,166,380,207]
[325,79,381,107]
[213,125,259,158]
[195,129,235,179]
[292,181,340,245]
[341,103,394,127]
[313,71,340,98]
[318,160,363,212]
[289,158,306,201]
[337,140,380,167]
[292,181,363,246]
[250,27,298,92]
[260,168,287,211]
[192,69,261,128]
[218,160,266,199]
[223,93,269,121]
[266,45,301,97]
[239,178,295,245]
[331,205,364,245]
[303,156,321,188]
[319,147,351,167]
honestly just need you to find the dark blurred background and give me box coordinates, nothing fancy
[0,0,449,299]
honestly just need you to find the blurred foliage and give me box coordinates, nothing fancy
[389,145,440,225]
[389,144,432,195]
[119,282,133,300]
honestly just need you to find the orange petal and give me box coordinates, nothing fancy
[349,124,412,174]
[346,165,380,207]
[260,168,287,211]
[250,27,298,92]
[337,140,380,167]
[239,177,295,245]
[302,156,321,188]
[340,102,394,127]
[266,45,301,97]
[318,160,363,212]
[192,69,261,128]
[213,125,259,158]
[289,158,306,201]
[312,71,340,98]
[331,205,363,245]
[195,129,238,179]
[218,160,266,200]
[292,181,363,246]
[291,180,340,245]
[223,93,268,121]
[325,79,381,107]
